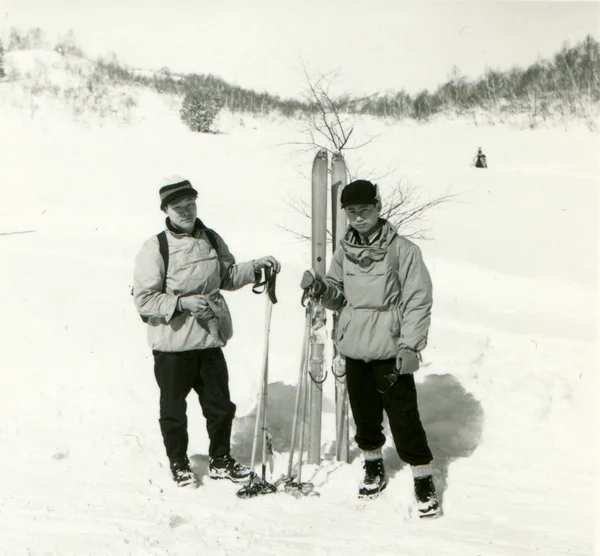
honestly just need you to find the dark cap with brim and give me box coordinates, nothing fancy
[341,180,379,208]
[159,179,198,210]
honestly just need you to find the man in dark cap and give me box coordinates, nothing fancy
[133,176,280,488]
[301,179,440,518]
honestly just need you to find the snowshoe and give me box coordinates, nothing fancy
[414,475,442,519]
[358,458,388,498]
[209,454,253,483]
[170,458,198,488]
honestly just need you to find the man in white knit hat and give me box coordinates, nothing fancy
[133,176,280,488]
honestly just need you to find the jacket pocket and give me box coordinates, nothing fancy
[337,308,398,361]
[344,271,387,308]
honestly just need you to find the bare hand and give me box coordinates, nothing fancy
[254,256,281,273]
[180,295,210,314]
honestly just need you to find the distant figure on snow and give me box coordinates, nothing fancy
[132,176,280,488]
[300,179,441,519]
[474,147,487,168]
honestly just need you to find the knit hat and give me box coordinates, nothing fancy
[340,180,380,208]
[159,176,198,210]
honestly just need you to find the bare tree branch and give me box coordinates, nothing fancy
[276,225,312,242]
[381,181,457,239]
[285,67,454,243]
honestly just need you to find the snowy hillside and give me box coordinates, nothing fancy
[0,50,597,556]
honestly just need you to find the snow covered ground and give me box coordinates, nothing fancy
[0,50,597,556]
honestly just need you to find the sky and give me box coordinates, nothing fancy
[2,1,599,98]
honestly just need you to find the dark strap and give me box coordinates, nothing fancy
[252,267,278,304]
[195,218,219,254]
[204,229,219,253]
[157,231,169,290]
[138,231,169,323]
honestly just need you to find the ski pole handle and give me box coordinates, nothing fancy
[253,266,278,304]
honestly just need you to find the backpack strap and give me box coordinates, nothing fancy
[138,231,169,323]
[157,230,169,290]
[204,228,219,254]
[195,217,220,256]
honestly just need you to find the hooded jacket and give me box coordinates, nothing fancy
[133,219,256,352]
[320,220,432,362]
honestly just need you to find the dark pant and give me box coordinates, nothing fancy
[153,348,236,462]
[345,357,433,466]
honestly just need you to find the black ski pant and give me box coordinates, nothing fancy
[345,356,433,466]
[153,347,236,463]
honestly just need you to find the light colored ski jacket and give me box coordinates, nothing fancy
[321,220,432,362]
[133,219,256,352]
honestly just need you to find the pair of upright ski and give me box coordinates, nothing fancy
[305,149,350,466]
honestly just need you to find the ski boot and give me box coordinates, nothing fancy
[359,458,389,498]
[209,454,253,483]
[170,458,198,488]
[414,475,442,518]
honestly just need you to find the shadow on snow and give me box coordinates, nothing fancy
[383,373,484,504]
[194,375,483,501]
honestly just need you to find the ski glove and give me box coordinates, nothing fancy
[396,347,420,375]
[300,269,326,298]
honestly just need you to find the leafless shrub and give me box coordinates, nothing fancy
[379,181,455,240]
[289,67,378,155]
[281,70,454,242]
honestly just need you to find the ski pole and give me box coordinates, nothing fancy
[260,295,273,481]
[335,381,350,462]
[297,304,314,485]
[249,339,266,482]
[248,270,275,475]
[287,305,311,480]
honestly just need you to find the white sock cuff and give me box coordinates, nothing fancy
[362,449,383,461]
[411,463,433,478]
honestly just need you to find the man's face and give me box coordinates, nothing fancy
[165,196,197,231]
[345,203,379,236]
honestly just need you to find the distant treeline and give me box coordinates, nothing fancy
[3,27,599,120]
[356,35,600,120]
